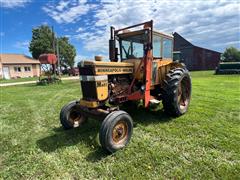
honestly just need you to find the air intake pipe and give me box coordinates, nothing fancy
[109,26,118,62]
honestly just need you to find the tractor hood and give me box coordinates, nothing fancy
[78,60,134,75]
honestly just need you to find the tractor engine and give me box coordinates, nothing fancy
[108,74,131,104]
[78,60,134,108]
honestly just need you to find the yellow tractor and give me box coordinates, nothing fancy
[60,21,191,153]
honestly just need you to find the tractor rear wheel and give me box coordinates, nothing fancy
[60,101,87,129]
[99,110,133,153]
[162,68,191,116]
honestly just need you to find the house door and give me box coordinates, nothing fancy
[3,66,10,79]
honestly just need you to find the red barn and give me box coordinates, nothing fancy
[173,32,221,71]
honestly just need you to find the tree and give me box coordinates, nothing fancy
[29,25,55,59]
[57,37,76,68]
[29,25,76,68]
[221,47,240,62]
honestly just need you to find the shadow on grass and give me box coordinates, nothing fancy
[121,103,173,126]
[37,119,110,161]
[37,104,173,162]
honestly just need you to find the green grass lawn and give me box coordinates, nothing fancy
[0,77,39,83]
[0,75,71,84]
[0,71,239,179]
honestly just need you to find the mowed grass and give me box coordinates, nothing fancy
[0,77,38,83]
[0,71,239,179]
[0,75,70,84]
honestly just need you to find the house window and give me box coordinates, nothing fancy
[24,66,31,72]
[14,67,21,72]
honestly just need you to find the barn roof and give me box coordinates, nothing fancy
[0,54,40,64]
[173,32,193,47]
[173,32,221,54]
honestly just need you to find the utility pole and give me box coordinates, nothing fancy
[52,26,56,78]
[52,26,55,54]
[56,37,61,77]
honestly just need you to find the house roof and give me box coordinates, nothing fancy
[0,54,40,64]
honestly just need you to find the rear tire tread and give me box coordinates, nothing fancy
[162,68,191,117]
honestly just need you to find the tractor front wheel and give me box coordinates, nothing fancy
[60,101,87,129]
[162,68,191,116]
[99,110,133,153]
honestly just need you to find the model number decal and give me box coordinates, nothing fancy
[96,81,108,87]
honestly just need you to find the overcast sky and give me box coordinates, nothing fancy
[0,0,239,63]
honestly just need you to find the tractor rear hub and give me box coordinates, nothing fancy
[178,76,191,111]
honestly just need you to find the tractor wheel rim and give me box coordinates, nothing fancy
[69,109,84,127]
[178,76,190,110]
[112,120,128,144]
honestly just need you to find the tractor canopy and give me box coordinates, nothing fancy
[117,30,173,61]
[109,20,174,62]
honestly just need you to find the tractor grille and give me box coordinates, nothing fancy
[80,81,97,100]
[79,66,95,75]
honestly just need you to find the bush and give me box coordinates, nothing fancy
[221,47,240,62]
